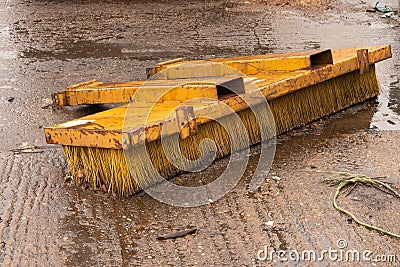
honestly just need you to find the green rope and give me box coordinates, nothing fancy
[318,171,400,238]
[375,1,393,13]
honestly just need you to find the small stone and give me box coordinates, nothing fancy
[272,176,281,181]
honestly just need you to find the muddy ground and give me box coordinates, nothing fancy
[0,0,399,266]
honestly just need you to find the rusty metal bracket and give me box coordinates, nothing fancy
[175,106,198,140]
[122,126,146,150]
[357,49,370,75]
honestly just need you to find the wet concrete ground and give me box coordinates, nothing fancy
[0,0,399,266]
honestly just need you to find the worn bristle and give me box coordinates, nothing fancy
[270,66,379,134]
[63,67,379,196]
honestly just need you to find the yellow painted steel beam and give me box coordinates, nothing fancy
[52,80,143,106]
[150,45,390,78]
[148,49,333,79]
[45,45,392,149]
[51,77,244,106]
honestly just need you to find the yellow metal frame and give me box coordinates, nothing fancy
[52,77,244,106]
[149,49,334,78]
[45,45,392,149]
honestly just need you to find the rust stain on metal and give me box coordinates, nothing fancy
[357,49,370,75]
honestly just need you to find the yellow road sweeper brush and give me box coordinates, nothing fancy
[45,45,391,197]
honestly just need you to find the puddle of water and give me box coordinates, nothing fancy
[270,11,400,129]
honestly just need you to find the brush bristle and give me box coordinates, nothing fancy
[63,67,379,196]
